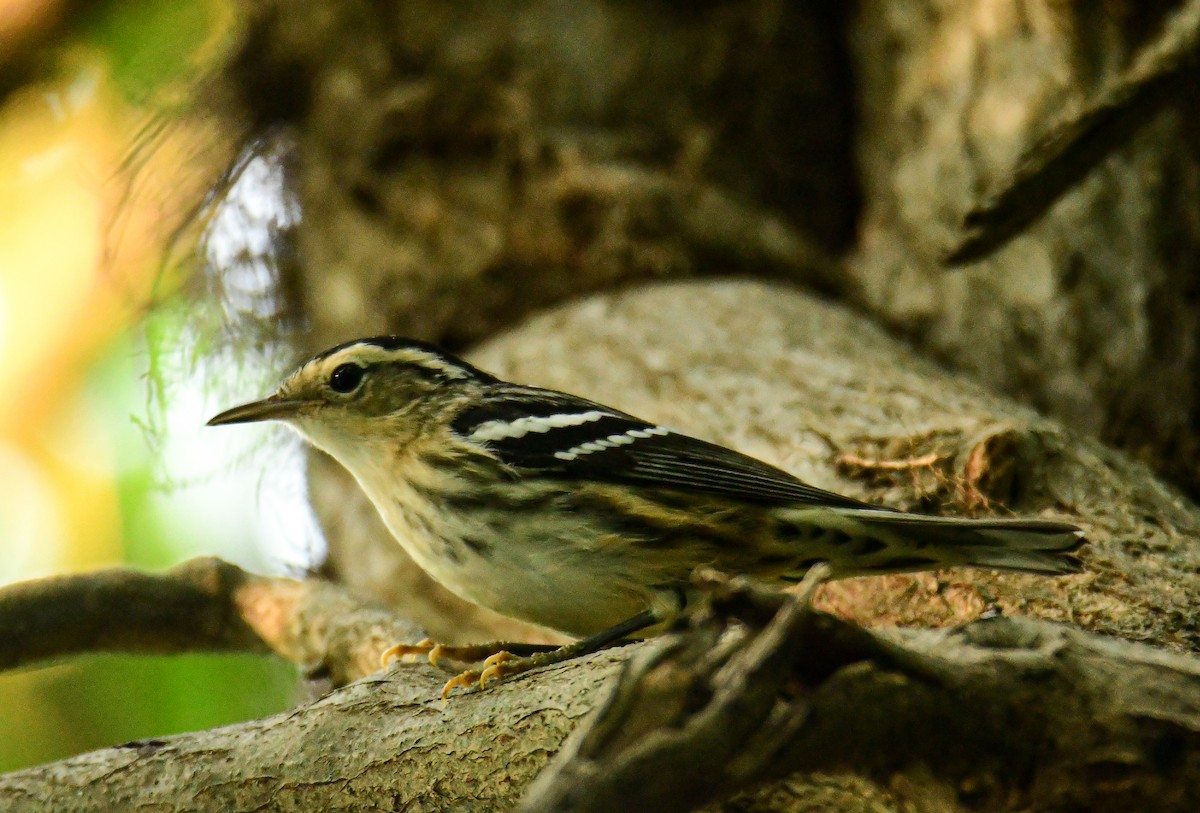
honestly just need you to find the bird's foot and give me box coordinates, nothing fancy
[380,638,437,668]
[441,650,543,699]
[386,618,653,698]
[381,639,536,672]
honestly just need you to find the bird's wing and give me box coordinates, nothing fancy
[451,387,872,508]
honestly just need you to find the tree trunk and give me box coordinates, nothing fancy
[850,1,1200,491]
[21,0,1193,808]
[6,282,1200,810]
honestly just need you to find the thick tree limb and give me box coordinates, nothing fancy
[8,282,1200,810]
[470,281,1200,652]
[525,582,1200,813]
[4,579,1199,812]
[945,0,1200,265]
[0,557,422,687]
[0,640,623,812]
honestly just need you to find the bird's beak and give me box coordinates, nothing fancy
[206,395,313,426]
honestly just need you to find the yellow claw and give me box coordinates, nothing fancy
[477,651,519,688]
[380,638,437,668]
[427,644,450,669]
[440,670,482,700]
[440,651,525,698]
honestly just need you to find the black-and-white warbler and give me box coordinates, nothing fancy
[208,337,1085,694]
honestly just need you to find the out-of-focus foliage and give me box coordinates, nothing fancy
[0,0,298,772]
[80,0,233,102]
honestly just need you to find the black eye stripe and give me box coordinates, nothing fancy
[392,361,448,383]
[326,360,455,395]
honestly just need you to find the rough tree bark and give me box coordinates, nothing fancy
[5,589,1200,812]
[10,0,1196,809]
[5,282,1200,810]
[850,1,1200,490]
[199,0,1200,640]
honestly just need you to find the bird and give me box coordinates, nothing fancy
[208,336,1085,695]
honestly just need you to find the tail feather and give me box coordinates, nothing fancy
[778,508,1086,578]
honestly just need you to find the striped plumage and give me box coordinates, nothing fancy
[209,337,1085,643]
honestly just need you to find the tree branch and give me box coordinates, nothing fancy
[469,281,1200,653]
[0,557,423,686]
[0,641,625,812]
[4,578,1199,812]
[522,576,1200,812]
[520,568,832,813]
[6,282,1200,810]
[944,0,1200,265]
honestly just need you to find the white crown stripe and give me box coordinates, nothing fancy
[468,410,613,442]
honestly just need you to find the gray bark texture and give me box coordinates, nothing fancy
[465,282,1199,649]
[15,0,1195,809]
[201,0,1200,640]
[8,282,1198,811]
[214,0,1200,496]
[3,581,1199,812]
[849,1,1200,490]
[309,278,1200,656]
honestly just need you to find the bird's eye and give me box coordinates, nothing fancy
[328,363,365,394]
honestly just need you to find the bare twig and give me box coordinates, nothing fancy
[0,557,423,686]
[944,0,1200,265]
[835,451,941,471]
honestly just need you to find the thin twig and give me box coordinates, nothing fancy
[836,451,941,471]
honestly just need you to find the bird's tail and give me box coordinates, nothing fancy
[776,507,1086,578]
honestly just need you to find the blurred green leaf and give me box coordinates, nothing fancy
[0,653,295,773]
[81,0,229,101]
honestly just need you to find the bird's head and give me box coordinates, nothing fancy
[207,337,493,459]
